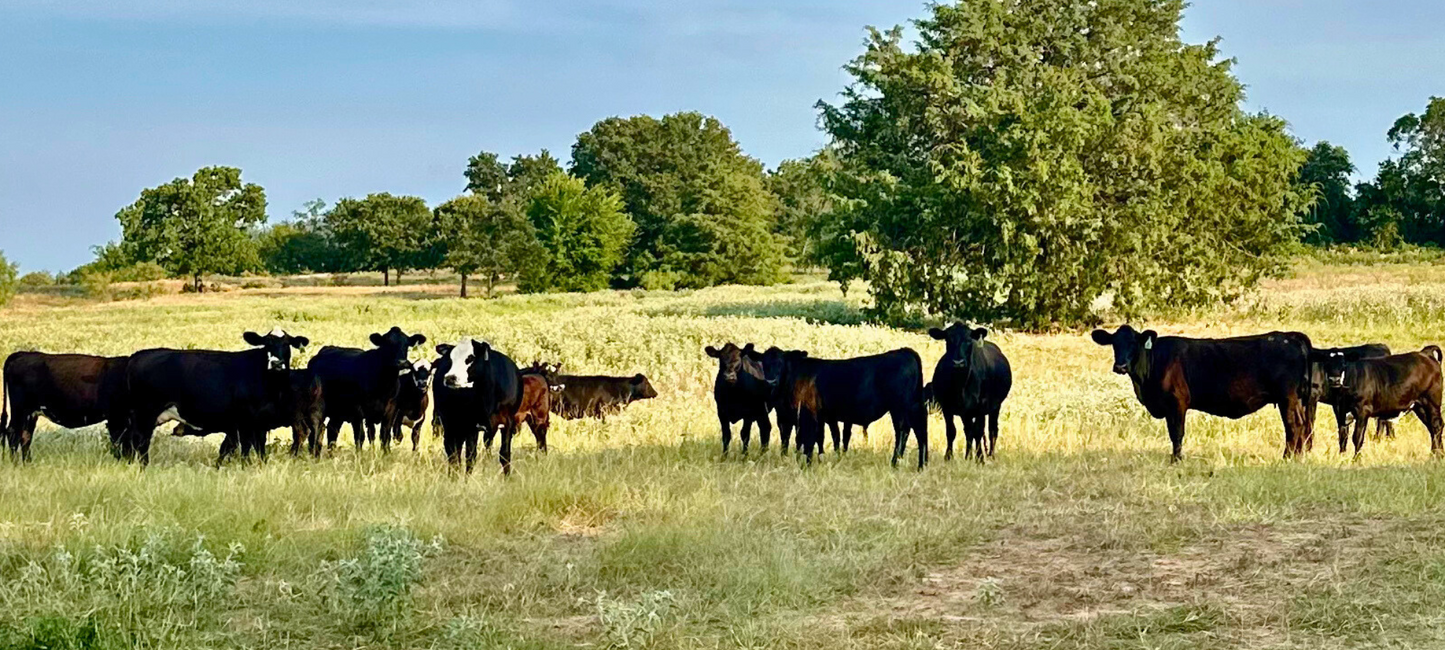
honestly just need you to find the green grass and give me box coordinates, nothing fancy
[4,263,1445,648]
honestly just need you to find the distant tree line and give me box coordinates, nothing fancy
[75,112,820,297]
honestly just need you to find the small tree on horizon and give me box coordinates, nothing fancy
[114,166,266,292]
[433,194,537,298]
[326,193,434,285]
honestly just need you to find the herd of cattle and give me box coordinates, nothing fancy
[0,327,657,473]
[2,322,1443,473]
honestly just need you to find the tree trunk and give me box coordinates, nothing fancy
[460,273,468,298]
[487,272,498,299]
[396,269,402,285]
[383,268,390,286]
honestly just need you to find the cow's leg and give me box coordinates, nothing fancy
[1166,409,1186,463]
[499,416,516,475]
[411,422,423,452]
[842,424,853,452]
[890,411,907,468]
[738,417,753,457]
[533,419,549,453]
[718,412,733,458]
[482,424,497,451]
[757,413,772,452]
[1280,394,1311,459]
[825,422,839,455]
[1335,405,1351,454]
[987,407,1001,458]
[442,426,462,467]
[351,418,366,450]
[944,413,958,461]
[216,432,239,467]
[1350,410,1369,459]
[1414,402,1444,457]
[379,416,392,453]
[464,429,481,474]
[17,414,38,463]
[798,406,818,465]
[289,423,304,457]
[326,418,342,450]
[254,429,268,462]
[777,407,794,456]
[1379,417,1397,440]
[968,415,986,464]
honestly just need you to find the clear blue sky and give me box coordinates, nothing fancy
[2,0,1442,273]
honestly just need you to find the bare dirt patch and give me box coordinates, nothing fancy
[851,519,1389,637]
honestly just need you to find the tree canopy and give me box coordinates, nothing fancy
[816,0,1310,327]
[518,172,634,293]
[1296,142,1357,244]
[114,166,267,291]
[571,112,786,289]
[325,193,434,285]
[433,194,536,297]
[1355,97,1445,247]
[0,250,17,308]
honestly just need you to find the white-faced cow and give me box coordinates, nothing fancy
[2,352,130,461]
[125,329,310,466]
[929,323,1012,462]
[308,326,427,452]
[433,339,523,474]
[1091,326,1316,461]
[1314,345,1444,458]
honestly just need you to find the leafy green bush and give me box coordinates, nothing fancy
[18,271,55,288]
[0,534,242,648]
[0,250,16,307]
[315,526,443,627]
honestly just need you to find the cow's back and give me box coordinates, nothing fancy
[1163,333,1311,418]
[808,348,924,422]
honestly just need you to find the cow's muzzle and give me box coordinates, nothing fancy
[1112,364,1128,375]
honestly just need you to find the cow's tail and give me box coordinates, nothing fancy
[1424,345,1443,364]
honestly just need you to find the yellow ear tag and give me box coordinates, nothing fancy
[1144,339,1153,351]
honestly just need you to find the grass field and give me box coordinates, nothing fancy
[5,260,1445,649]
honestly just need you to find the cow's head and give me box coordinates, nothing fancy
[759,346,807,388]
[1311,349,1350,389]
[370,326,428,371]
[528,361,565,393]
[929,322,989,372]
[243,328,309,372]
[439,338,491,389]
[628,373,659,401]
[407,359,434,391]
[705,343,766,386]
[1090,325,1156,376]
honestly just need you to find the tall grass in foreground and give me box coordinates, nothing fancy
[2,263,1445,647]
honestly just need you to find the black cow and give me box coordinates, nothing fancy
[759,347,929,468]
[435,339,523,474]
[308,327,426,452]
[1091,326,1316,461]
[1315,346,1444,457]
[1,352,130,461]
[171,369,326,458]
[929,323,1012,462]
[372,359,431,452]
[706,343,773,457]
[1311,343,1393,449]
[552,373,658,420]
[125,329,310,466]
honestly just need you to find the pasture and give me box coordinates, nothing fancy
[4,259,1445,649]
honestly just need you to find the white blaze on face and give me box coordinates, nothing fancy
[412,359,433,386]
[266,327,290,369]
[445,338,477,388]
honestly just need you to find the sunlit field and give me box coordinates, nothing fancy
[5,259,1445,649]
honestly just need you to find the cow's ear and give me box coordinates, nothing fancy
[435,343,454,357]
[1090,329,1114,346]
[705,346,721,358]
[1141,330,1158,350]
[243,331,265,346]
[370,332,385,347]
[476,341,491,361]
[631,373,646,385]
[409,333,427,346]
[552,383,566,392]
[743,343,755,353]
[290,336,310,349]
[928,328,946,340]
[972,327,989,340]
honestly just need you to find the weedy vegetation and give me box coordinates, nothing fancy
[3,260,1445,648]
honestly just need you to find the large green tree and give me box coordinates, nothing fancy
[115,166,266,291]
[464,149,563,200]
[518,172,635,293]
[817,0,1311,327]
[1356,97,1445,246]
[1297,142,1358,244]
[433,194,536,298]
[768,151,839,267]
[571,112,785,289]
[325,193,434,285]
